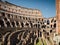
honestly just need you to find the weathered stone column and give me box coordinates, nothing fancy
[56,0,60,34]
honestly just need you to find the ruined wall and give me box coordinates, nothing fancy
[56,0,60,34]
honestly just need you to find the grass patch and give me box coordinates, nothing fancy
[36,39,42,45]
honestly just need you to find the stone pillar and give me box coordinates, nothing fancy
[2,18,7,27]
[14,21,17,27]
[56,0,60,34]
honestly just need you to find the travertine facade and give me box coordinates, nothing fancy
[0,1,42,17]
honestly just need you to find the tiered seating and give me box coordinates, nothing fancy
[17,30,40,45]
[7,30,25,45]
[23,31,29,39]
[2,28,56,45]
[0,12,56,45]
[2,32,10,45]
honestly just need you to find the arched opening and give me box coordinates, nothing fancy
[23,17,25,20]
[11,22,15,27]
[7,14,10,18]
[38,30,39,37]
[21,22,24,27]
[4,17,7,21]
[54,23,56,28]
[51,25,52,28]
[38,24,40,28]
[1,12,5,16]
[25,22,29,27]
[41,25,46,28]
[34,24,37,28]
[47,20,50,25]
[16,21,19,26]
[43,30,46,32]
[40,32,42,37]
[47,32,49,36]
[6,21,10,27]
[54,20,56,22]
[0,20,4,27]
[50,30,52,33]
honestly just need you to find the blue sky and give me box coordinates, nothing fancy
[6,0,56,18]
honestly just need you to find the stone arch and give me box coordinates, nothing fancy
[1,12,5,16]
[41,25,46,28]
[17,32,23,40]
[47,20,50,25]
[50,30,52,33]
[11,21,15,27]
[40,31,42,37]
[6,21,11,27]
[21,22,24,27]
[25,22,30,27]
[33,23,40,28]
[16,21,19,26]
[29,21,33,28]
[54,23,56,28]
[7,14,10,18]
[25,22,29,26]
[38,24,40,28]
[34,24,37,28]
[0,19,4,27]
[7,30,25,45]
[4,17,7,21]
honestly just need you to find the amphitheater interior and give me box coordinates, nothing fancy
[0,0,56,45]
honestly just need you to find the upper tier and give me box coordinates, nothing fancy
[0,1,42,17]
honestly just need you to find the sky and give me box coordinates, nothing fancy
[6,0,56,18]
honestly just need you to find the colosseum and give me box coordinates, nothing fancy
[0,0,58,45]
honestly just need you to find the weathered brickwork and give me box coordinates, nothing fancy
[56,0,60,34]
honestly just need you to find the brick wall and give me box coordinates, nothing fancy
[56,0,60,34]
